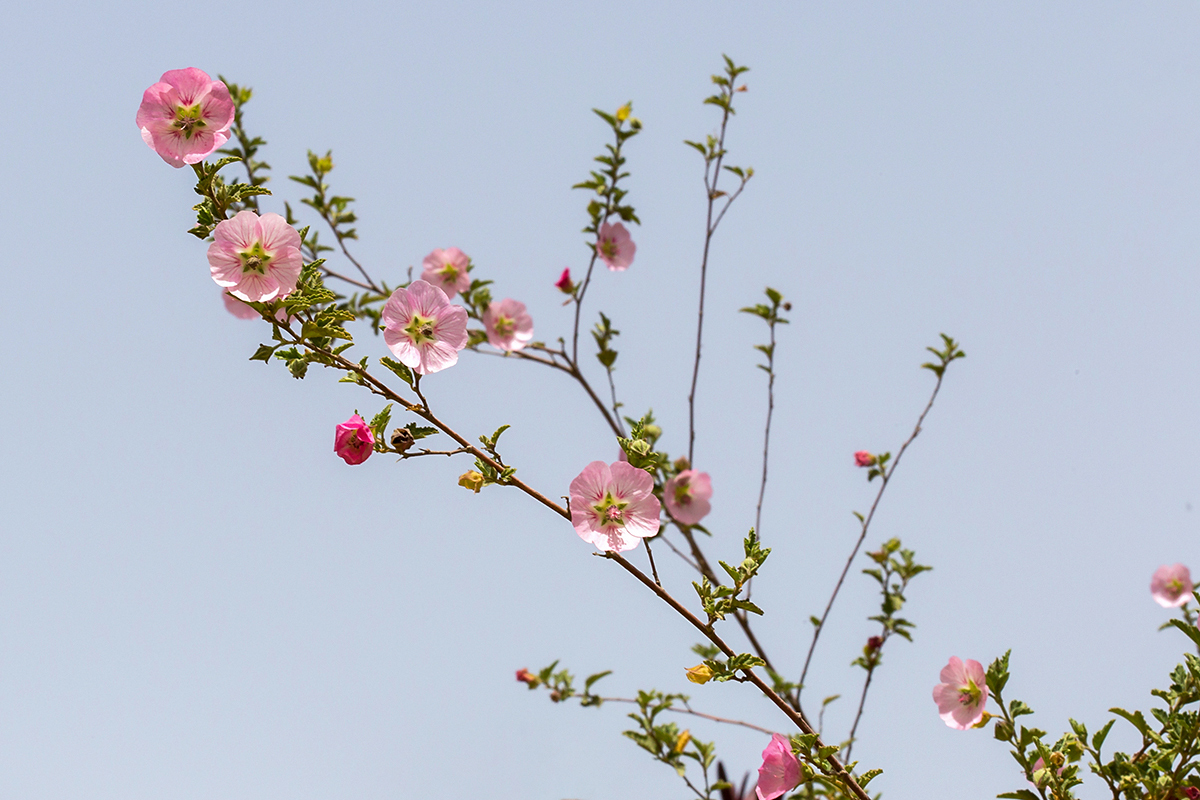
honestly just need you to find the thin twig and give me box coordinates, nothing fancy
[796,371,947,710]
[644,536,662,586]
[753,310,778,538]
[598,696,778,736]
[397,447,472,459]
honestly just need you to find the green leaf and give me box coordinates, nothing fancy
[1168,618,1200,650]
[379,356,414,387]
[858,768,882,788]
[1109,707,1150,736]
[249,344,275,363]
[996,791,1040,800]
[584,670,612,691]
[1092,719,1115,751]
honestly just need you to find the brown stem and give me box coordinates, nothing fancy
[599,696,779,736]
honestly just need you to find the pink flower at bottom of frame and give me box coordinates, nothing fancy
[208,210,303,303]
[663,470,712,526]
[755,733,802,800]
[569,460,661,552]
[334,414,375,465]
[420,247,472,299]
[136,67,235,167]
[483,298,534,352]
[381,280,469,374]
[932,656,988,730]
[1151,563,1193,608]
[596,221,636,271]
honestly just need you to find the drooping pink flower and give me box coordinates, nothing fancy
[569,461,661,552]
[555,268,575,293]
[663,470,713,526]
[420,248,472,299]
[208,211,303,302]
[136,68,235,168]
[334,414,375,465]
[222,290,259,320]
[932,656,988,730]
[596,221,636,271]
[1151,564,1193,608]
[755,733,802,800]
[483,298,534,352]
[381,280,469,374]
[854,451,876,467]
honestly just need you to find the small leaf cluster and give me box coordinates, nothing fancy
[467,425,516,490]
[366,404,436,454]
[188,156,272,239]
[618,412,669,474]
[624,689,720,794]
[860,451,892,483]
[593,312,620,371]
[525,660,612,708]
[246,262,352,378]
[290,150,358,244]
[853,538,931,670]
[739,286,790,373]
[573,103,641,237]
[922,333,966,379]
[788,731,882,795]
[692,530,769,624]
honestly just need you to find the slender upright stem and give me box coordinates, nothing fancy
[754,316,778,537]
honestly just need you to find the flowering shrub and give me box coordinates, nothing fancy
[138,57,1200,800]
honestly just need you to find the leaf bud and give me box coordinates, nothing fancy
[992,720,1013,741]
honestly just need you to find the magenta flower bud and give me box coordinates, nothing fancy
[854,450,876,467]
[1151,563,1193,608]
[136,68,235,167]
[334,414,375,465]
[555,268,575,294]
[932,656,988,730]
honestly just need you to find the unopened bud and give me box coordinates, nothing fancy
[458,470,485,493]
[549,690,562,702]
[642,424,662,441]
[673,457,690,472]
[616,103,631,122]
[554,268,575,294]
[1049,752,1065,769]
[390,427,414,453]
[685,664,714,685]
[854,450,877,468]
[515,668,539,687]
[865,636,883,654]
[673,730,692,753]
[993,720,1013,741]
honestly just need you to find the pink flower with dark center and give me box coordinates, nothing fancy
[755,733,802,800]
[596,221,636,271]
[483,298,534,352]
[663,470,712,526]
[1151,564,1193,608]
[420,248,472,299]
[334,414,375,465]
[208,211,303,302]
[555,268,575,293]
[932,656,988,730]
[382,280,469,374]
[854,451,876,467]
[136,68,235,168]
[569,460,661,552]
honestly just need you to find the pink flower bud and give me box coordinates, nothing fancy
[515,668,538,686]
[555,268,575,294]
[334,414,375,465]
[854,450,876,467]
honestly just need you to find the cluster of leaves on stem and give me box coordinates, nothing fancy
[573,103,641,236]
[215,77,270,212]
[693,530,769,626]
[854,538,931,669]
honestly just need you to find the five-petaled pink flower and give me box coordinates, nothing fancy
[334,414,375,465]
[663,470,713,526]
[755,733,802,800]
[136,68,235,168]
[208,211,303,302]
[932,656,988,730]
[854,451,876,467]
[569,461,661,552]
[382,280,469,374]
[483,298,534,352]
[1151,563,1193,608]
[596,221,636,271]
[555,268,575,294]
[420,248,472,299]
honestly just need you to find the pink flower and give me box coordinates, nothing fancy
[222,290,259,320]
[420,248,472,299]
[381,280,469,374]
[596,221,636,271]
[334,414,375,465]
[854,451,876,467]
[136,68,235,168]
[1151,564,1193,608]
[663,470,712,526]
[555,268,575,293]
[208,211,303,302]
[755,733,802,800]
[482,298,534,352]
[569,461,661,552]
[932,656,988,730]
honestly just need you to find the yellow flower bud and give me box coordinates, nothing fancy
[458,470,485,493]
[616,103,632,122]
[673,730,692,753]
[685,664,714,684]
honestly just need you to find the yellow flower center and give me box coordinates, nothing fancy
[173,103,207,139]
[404,313,437,345]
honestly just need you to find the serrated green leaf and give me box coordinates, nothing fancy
[380,356,414,387]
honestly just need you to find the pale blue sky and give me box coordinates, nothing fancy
[4,2,1200,798]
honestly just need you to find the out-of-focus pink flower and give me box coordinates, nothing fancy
[596,221,636,271]
[866,636,883,653]
[420,248,472,299]
[569,461,661,552]
[663,470,712,526]
[208,211,303,302]
[755,733,802,800]
[381,280,469,374]
[222,290,259,320]
[1184,786,1200,800]
[1029,757,1065,788]
[555,268,575,294]
[334,414,375,465]
[136,68,235,168]
[854,451,876,467]
[932,656,988,730]
[1151,564,1193,608]
[483,298,534,352]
